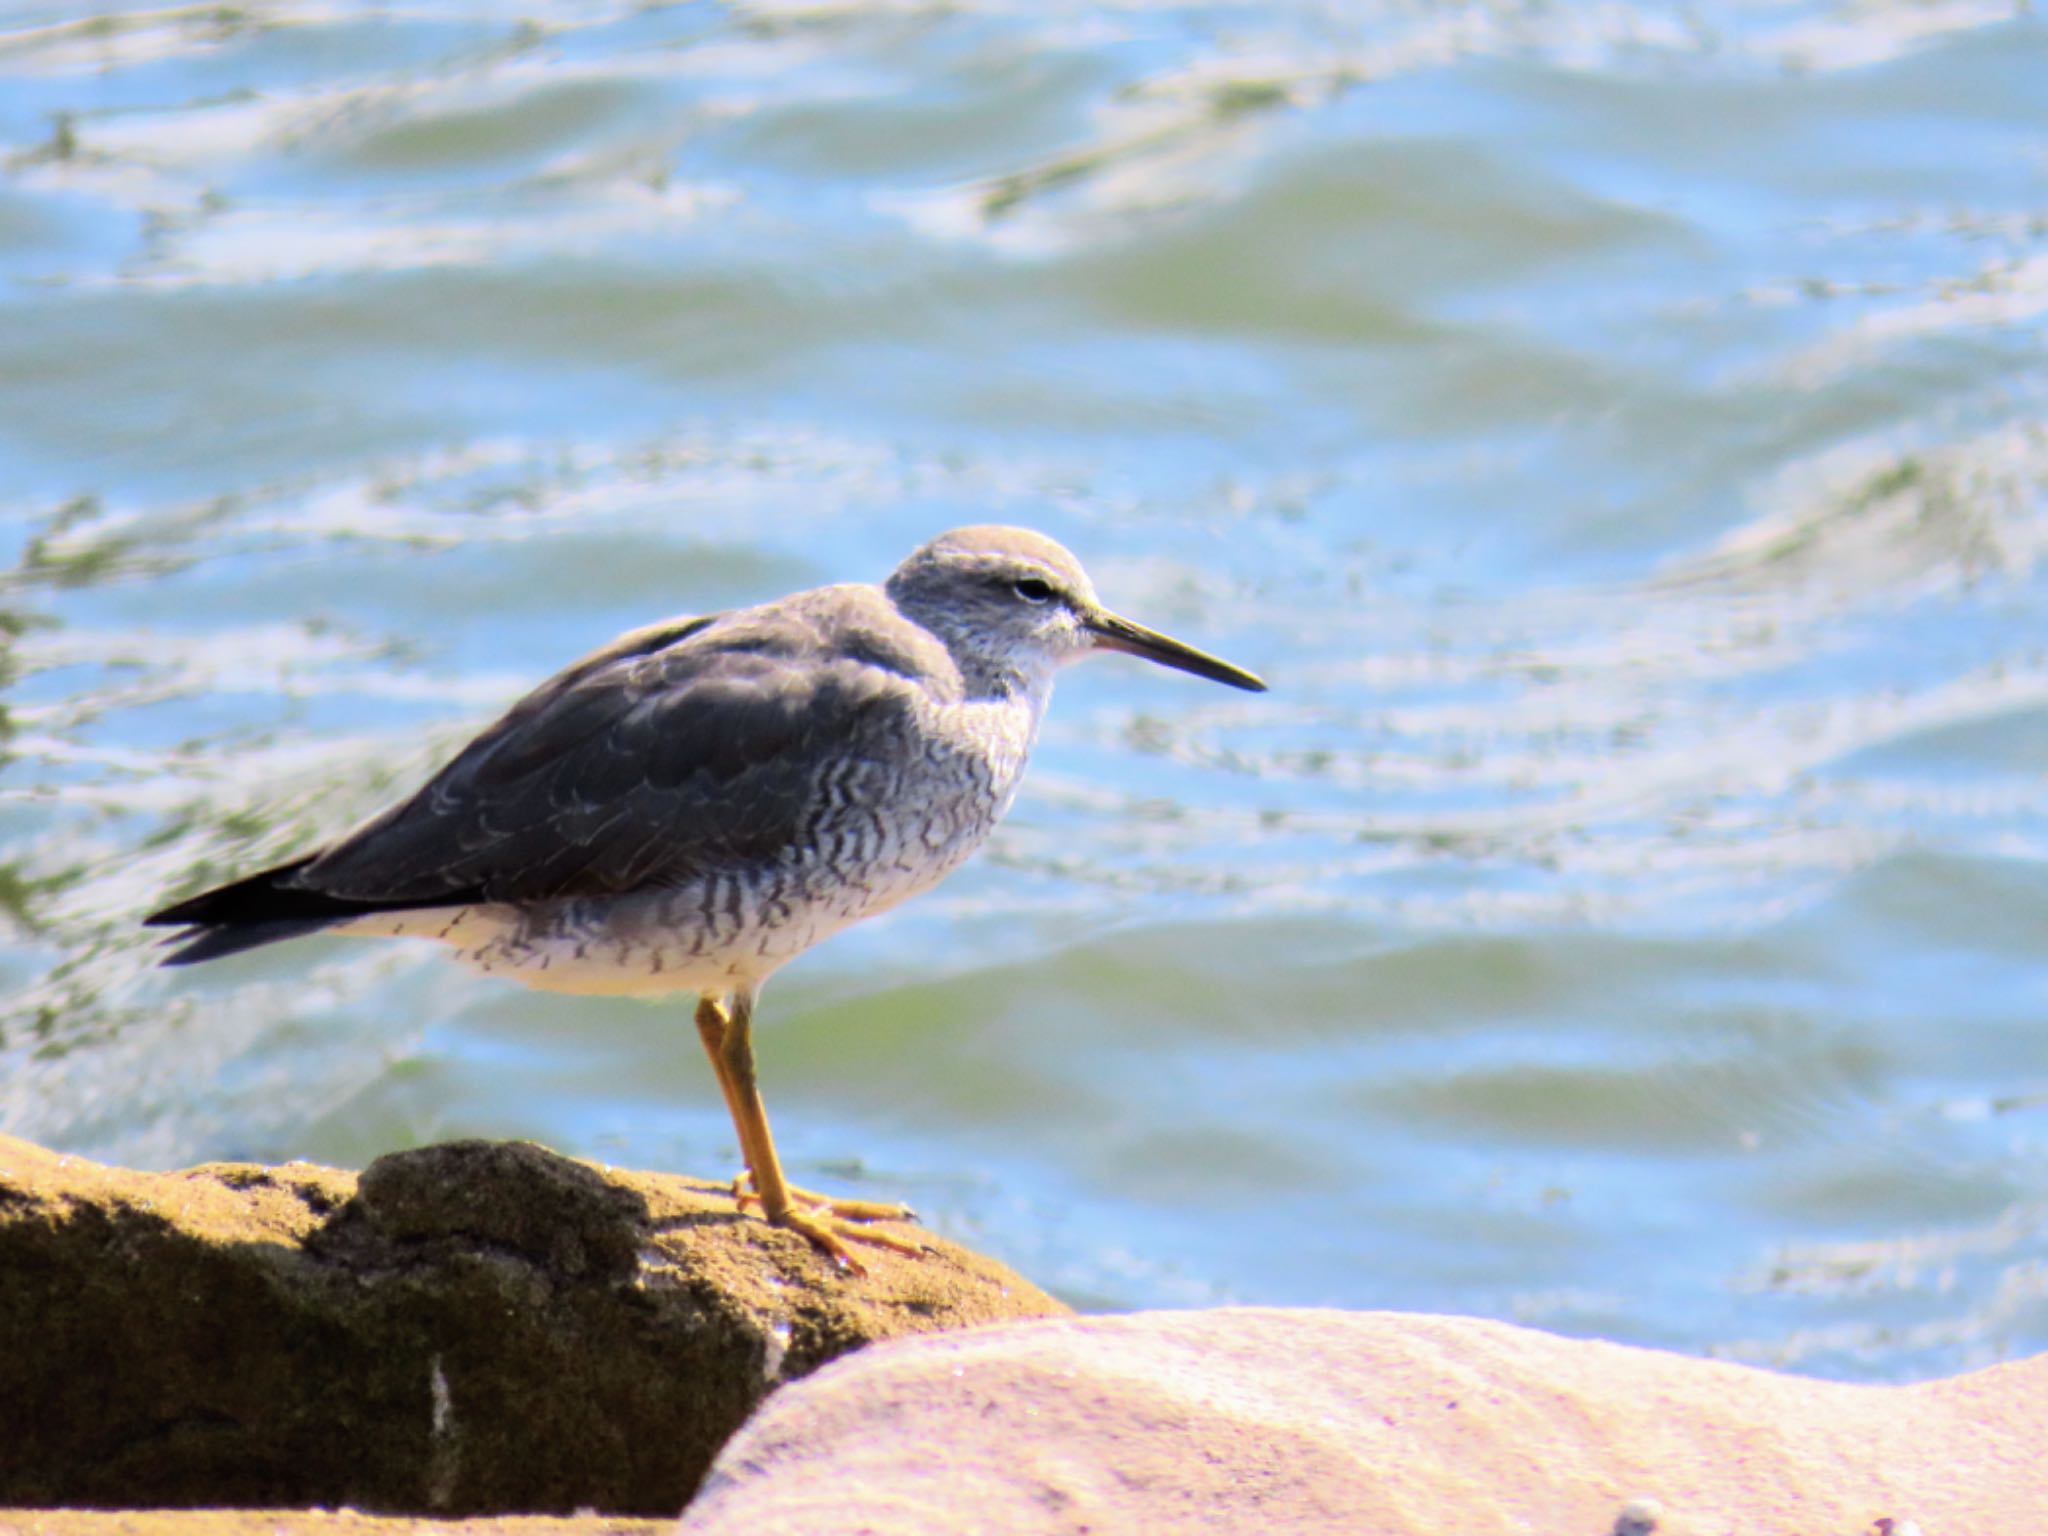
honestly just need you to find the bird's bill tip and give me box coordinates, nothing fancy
[1085,612,1268,693]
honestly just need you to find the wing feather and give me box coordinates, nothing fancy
[290,608,915,907]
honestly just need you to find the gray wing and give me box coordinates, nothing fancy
[290,609,919,907]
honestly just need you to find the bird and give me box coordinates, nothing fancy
[147,526,1268,1272]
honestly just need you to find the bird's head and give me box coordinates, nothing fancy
[885,526,1267,699]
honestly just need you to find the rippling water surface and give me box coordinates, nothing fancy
[4,0,2047,1380]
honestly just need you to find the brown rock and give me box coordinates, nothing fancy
[678,1307,2044,1534]
[0,1516,662,1536]
[0,1135,1065,1517]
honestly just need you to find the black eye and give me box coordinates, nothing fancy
[1012,578,1056,604]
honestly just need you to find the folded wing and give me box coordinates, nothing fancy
[147,608,918,961]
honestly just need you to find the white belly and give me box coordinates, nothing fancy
[332,839,974,998]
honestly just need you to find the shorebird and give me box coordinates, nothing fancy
[147,526,1266,1271]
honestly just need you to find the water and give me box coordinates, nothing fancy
[4,0,2047,1382]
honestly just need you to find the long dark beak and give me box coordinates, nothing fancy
[1085,610,1268,693]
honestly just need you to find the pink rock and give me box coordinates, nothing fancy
[679,1307,2042,1534]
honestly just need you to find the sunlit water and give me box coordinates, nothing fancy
[4,0,2047,1381]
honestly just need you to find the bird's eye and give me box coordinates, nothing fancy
[1013,578,1056,604]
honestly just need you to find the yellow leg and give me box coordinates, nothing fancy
[693,995,755,1169]
[694,990,924,1272]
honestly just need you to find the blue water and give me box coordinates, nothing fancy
[4,0,2047,1381]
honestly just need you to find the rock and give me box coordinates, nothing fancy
[678,1307,2044,1535]
[0,1515,663,1536]
[0,1135,1066,1516]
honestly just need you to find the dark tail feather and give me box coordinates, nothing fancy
[147,855,327,928]
[157,918,344,966]
[146,854,399,967]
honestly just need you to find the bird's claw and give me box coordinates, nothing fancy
[732,1170,917,1223]
[730,1170,929,1271]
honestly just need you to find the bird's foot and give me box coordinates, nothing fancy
[732,1170,917,1223]
[732,1171,928,1272]
[772,1206,918,1276]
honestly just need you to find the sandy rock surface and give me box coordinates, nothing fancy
[0,1135,1064,1516]
[679,1306,2037,1535]
[0,1517,661,1536]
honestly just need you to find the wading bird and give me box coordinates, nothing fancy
[149,527,1267,1271]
